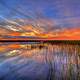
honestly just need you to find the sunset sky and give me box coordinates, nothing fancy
[0,0,80,40]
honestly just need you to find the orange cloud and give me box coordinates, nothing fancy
[0,23,80,40]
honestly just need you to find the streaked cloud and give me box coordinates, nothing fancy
[0,0,80,40]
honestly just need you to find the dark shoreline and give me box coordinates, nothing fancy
[0,40,80,45]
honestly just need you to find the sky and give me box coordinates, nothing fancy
[0,0,80,40]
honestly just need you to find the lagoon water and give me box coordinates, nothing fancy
[0,42,80,80]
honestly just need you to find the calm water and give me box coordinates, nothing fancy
[0,42,80,80]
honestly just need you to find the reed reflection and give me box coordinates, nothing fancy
[0,42,80,80]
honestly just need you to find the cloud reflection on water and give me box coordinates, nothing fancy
[0,42,80,80]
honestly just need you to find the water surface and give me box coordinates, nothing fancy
[0,42,80,80]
